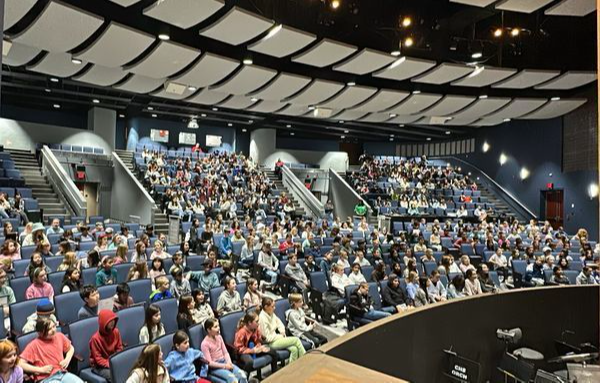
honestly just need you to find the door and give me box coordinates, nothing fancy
[83,183,98,217]
[542,190,564,228]
[339,142,361,166]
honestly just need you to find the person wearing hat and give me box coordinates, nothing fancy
[89,310,123,382]
[22,223,48,247]
[22,298,57,334]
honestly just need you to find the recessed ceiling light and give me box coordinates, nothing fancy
[50,77,59,83]
[290,132,295,136]
[504,118,511,122]
[389,138,394,141]
[151,114,157,118]
[308,106,315,111]
[158,33,170,41]
[71,58,82,65]
[344,130,349,134]
[479,95,488,99]
[347,82,356,86]
[331,0,340,9]
[404,37,414,47]
[390,134,394,137]
[551,96,560,101]
[340,135,345,139]
[286,124,292,128]
[412,90,421,95]
[399,124,405,127]
[148,106,154,111]
[228,123,233,127]
[248,120,253,123]
[391,50,401,57]
[510,28,520,37]
[92,99,100,104]
[53,104,60,109]
[426,137,432,141]
[188,86,197,91]
[243,58,253,65]
[493,28,503,38]
[44,88,51,93]
[389,113,397,118]
[242,128,247,132]
[201,113,207,117]
[250,97,258,102]
[212,107,218,111]
[471,52,483,59]
[119,114,125,118]
[339,120,345,124]
[401,17,412,28]
[445,131,451,135]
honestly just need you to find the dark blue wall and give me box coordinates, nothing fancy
[1,105,88,130]
[276,137,339,152]
[461,118,598,239]
[364,142,397,155]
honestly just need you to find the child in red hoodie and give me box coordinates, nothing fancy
[89,309,123,382]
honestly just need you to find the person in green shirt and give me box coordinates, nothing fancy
[354,201,367,216]
[0,268,15,317]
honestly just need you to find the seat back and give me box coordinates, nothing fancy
[116,305,145,348]
[82,268,97,286]
[69,316,99,372]
[16,331,39,352]
[188,323,206,350]
[45,256,64,272]
[367,282,382,310]
[209,286,225,311]
[564,270,579,285]
[309,272,328,293]
[153,332,174,357]
[219,311,244,346]
[10,298,42,336]
[274,298,291,325]
[98,284,117,300]
[55,291,84,327]
[153,298,178,334]
[115,263,132,283]
[13,259,30,276]
[127,279,152,304]
[10,276,32,303]
[109,344,146,383]
[48,271,66,295]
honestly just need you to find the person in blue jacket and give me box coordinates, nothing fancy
[219,228,233,259]
[164,330,208,382]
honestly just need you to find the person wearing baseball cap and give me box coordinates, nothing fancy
[22,222,48,247]
[22,298,57,334]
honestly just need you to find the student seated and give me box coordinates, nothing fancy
[348,263,367,285]
[126,344,170,383]
[60,267,82,294]
[78,285,100,319]
[89,310,124,382]
[112,282,134,312]
[170,266,191,300]
[19,317,84,382]
[150,276,174,302]
[381,274,412,313]
[286,294,327,348]
[0,269,15,318]
[22,298,57,334]
[427,270,448,302]
[25,267,54,301]
[551,266,570,285]
[95,256,117,286]
[139,304,165,344]
[189,260,220,294]
[177,296,196,331]
[258,297,305,364]
[284,254,309,295]
[464,269,483,296]
[349,282,392,322]
[165,330,207,383]
[242,278,263,310]
[191,289,215,326]
[234,312,279,375]
[216,277,242,316]
[0,340,23,382]
[201,318,248,383]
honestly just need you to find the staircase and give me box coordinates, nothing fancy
[476,182,521,221]
[5,149,71,224]
[263,168,307,218]
[114,149,168,235]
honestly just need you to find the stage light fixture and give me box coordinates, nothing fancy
[188,86,197,91]
[201,113,207,117]
[290,132,295,136]
[426,137,431,141]
[92,99,100,104]
[151,114,157,118]
[71,58,82,65]
[242,128,247,132]
[119,114,125,118]
[493,28,503,38]
[551,97,561,101]
[158,33,170,41]
[228,123,233,127]
[50,77,59,83]
[347,81,356,86]
[340,135,345,139]
[404,37,414,47]
[148,106,154,111]
[331,0,340,9]
[510,28,520,37]
[445,131,451,135]
[344,130,349,134]
[499,153,507,165]
[286,124,292,128]
[520,167,530,180]
[471,52,483,59]
[588,183,599,198]
[401,17,412,28]
[391,50,401,57]
[243,58,253,65]
[479,95,488,99]
[44,88,51,93]
[482,142,490,153]
[53,104,61,109]
[212,107,218,111]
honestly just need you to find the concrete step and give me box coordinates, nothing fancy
[38,198,60,204]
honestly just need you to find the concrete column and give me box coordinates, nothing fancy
[88,107,116,152]
[249,128,276,165]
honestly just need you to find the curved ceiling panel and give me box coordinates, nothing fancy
[492,69,561,89]
[481,98,548,120]
[277,104,311,116]
[108,0,142,6]
[27,52,87,77]
[319,86,378,109]
[151,82,198,100]
[351,89,410,113]
[444,117,479,126]
[545,0,596,16]
[387,93,443,115]
[143,0,225,29]
[73,65,128,86]
[291,39,357,68]
[248,25,316,58]
[199,6,273,46]
[210,65,277,95]
[520,98,587,119]
[285,79,345,106]
[360,113,393,123]
[247,100,288,113]
[421,95,477,117]
[218,95,257,109]
[186,89,229,105]
[496,0,554,13]
[13,1,104,53]
[171,52,240,89]
[452,66,517,87]
[388,115,424,124]
[251,73,311,101]
[3,42,41,66]
[372,57,436,81]
[332,110,369,121]
[75,23,155,68]
[412,63,473,85]
[332,49,396,75]
[449,97,512,120]
[450,0,498,6]
[113,74,165,93]
[126,41,200,79]
[535,71,597,90]
[5,0,38,31]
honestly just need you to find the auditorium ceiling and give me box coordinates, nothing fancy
[1,0,597,141]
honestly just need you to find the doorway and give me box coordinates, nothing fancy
[541,190,564,228]
[83,183,99,217]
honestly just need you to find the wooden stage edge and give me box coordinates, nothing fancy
[263,352,409,383]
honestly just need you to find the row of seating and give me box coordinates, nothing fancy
[45,143,105,155]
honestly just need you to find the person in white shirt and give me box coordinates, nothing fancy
[348,263,367,285]
[464,269,483,296]
[258,297,305,364]
[258,243,279,285]
[337,250,351,269]
[488,248,509,281]
[576,267,596,285]
[427,270,447,302]
[353,250,371,267]
[330,264,352,296]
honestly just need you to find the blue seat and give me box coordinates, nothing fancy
[569,261,583,272]
[309,272,328,293]
[98,284,117,300]
[512,260,528,284]
[153,298,178,334]
[188,322,205,350]
[116,305,145,347]
[19,246,36,261]
[422,261,437,276]
[10,298,42,337]
[109,344,147,383]
[82,267,97,286]
[362,265,374,281]
[153,332,174,357]
[0,309,5,339]
[127,279,152,304]
[115,263,132,283]
[89,216,104,225]
[209,286,225,311]
[10,276,31,303]
[79,241,95,252]
[564,270,578,285]
[48,271,66,295]
[70,317,107,383]
[45,256,64,272]
[16,330,44,352]
[55,291,84,327]
[187,255,204,271]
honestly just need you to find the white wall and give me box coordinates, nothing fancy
[250,129,349,172]
[0,118,112,153]
[88,107,116,151]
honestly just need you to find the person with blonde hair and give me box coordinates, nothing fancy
[127,261,148,282]
[114,244,129,265]
[150,240,170,260]
[0,339,22,382]
[126,344,169,383]
[258,297,305,364]
[57,252,78,272]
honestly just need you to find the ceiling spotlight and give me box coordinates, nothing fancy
[445,131,451,135]
[399,124,405,127]
[551,96,561,101]
[188,86,197,91]
[479,95,488,99]
[347,81,356,86]
[412,90,421,95]
[201,113,207,117]
[212,107,218,111]
[228,123,233,127]
[493,28,503,38]
[92,99,100,104]
[389,138,394,141]
[471,52,483,59]
[499,153,507,165]
[119,114,125,118]
[483,142,490,153]
[248,120,254,123]
[250,97,258,102]
[151,114,157,118]
[242,128,247,132]
[331,0,340,10]
[71,58,82,65]
[339,120,345,124]
[44,88,51,93]
[404,37,414,48]
[50,77,59,83]
[391,50,401,57]
[390,134,395,137]
[503,118,511,122]
[588,183,599,199]
[243,58,253,65]
[308,105,315,111]
[344,130,349,134]
[286,124,292,128]
[389,113,398,118]
[401,17,412,28]
[426,137,432,141]
[340,135,345,139]
[510,28,520,37]
[148,106,154,111]
[53,104,61,109]
[158,33,170,41]
[520,167,530,180]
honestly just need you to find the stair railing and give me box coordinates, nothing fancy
[281,165,326,219]
[329,169,374,220]
[40,145,87,218]
[111,152,156,225]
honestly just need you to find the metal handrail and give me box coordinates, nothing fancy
[281,165,326,219]
[41,145,87,217]
[112,152,155,205]
[329,169,374,214]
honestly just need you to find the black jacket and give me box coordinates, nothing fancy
[382,284,411,307]
[349,289,373,317]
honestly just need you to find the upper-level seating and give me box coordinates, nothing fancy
[0,150,24,187]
